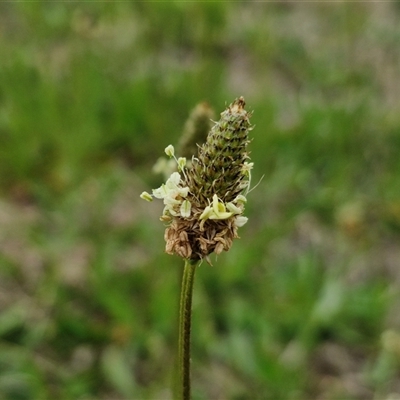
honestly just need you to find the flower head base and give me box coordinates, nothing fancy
[141,97,254,262]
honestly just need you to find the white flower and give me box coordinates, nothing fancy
[199,204,213,221]
[234,216,248,227]
[140,191,153,202]
[153,172,185,199]
[165,145,175,157]
[164,196,181,206]
[163,204,179,216]
[242,161,254,176]
[226,202,242,214]
[199,194,249,230]
[152,184,169,199]
[177,157,186,171]
[149,171,191,218]
[180,200,191,218]
[234,194,247,204]
[166,171,181,188]
[200,194,233,221]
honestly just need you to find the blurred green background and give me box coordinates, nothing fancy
[1,2,400,399]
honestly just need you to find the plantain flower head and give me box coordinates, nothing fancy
[141,97,254,262]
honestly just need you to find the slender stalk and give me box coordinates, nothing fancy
[178,259,198,400]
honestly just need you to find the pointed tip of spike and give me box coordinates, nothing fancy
[230,96,246,113]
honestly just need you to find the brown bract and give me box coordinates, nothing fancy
[164,206,239,262]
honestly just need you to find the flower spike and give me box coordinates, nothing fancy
[141,97,254,261]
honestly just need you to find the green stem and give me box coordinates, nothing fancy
[178,259,198,400]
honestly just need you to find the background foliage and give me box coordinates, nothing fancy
[1,2,400,399]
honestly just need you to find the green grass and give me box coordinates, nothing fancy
[0,2,400,399]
